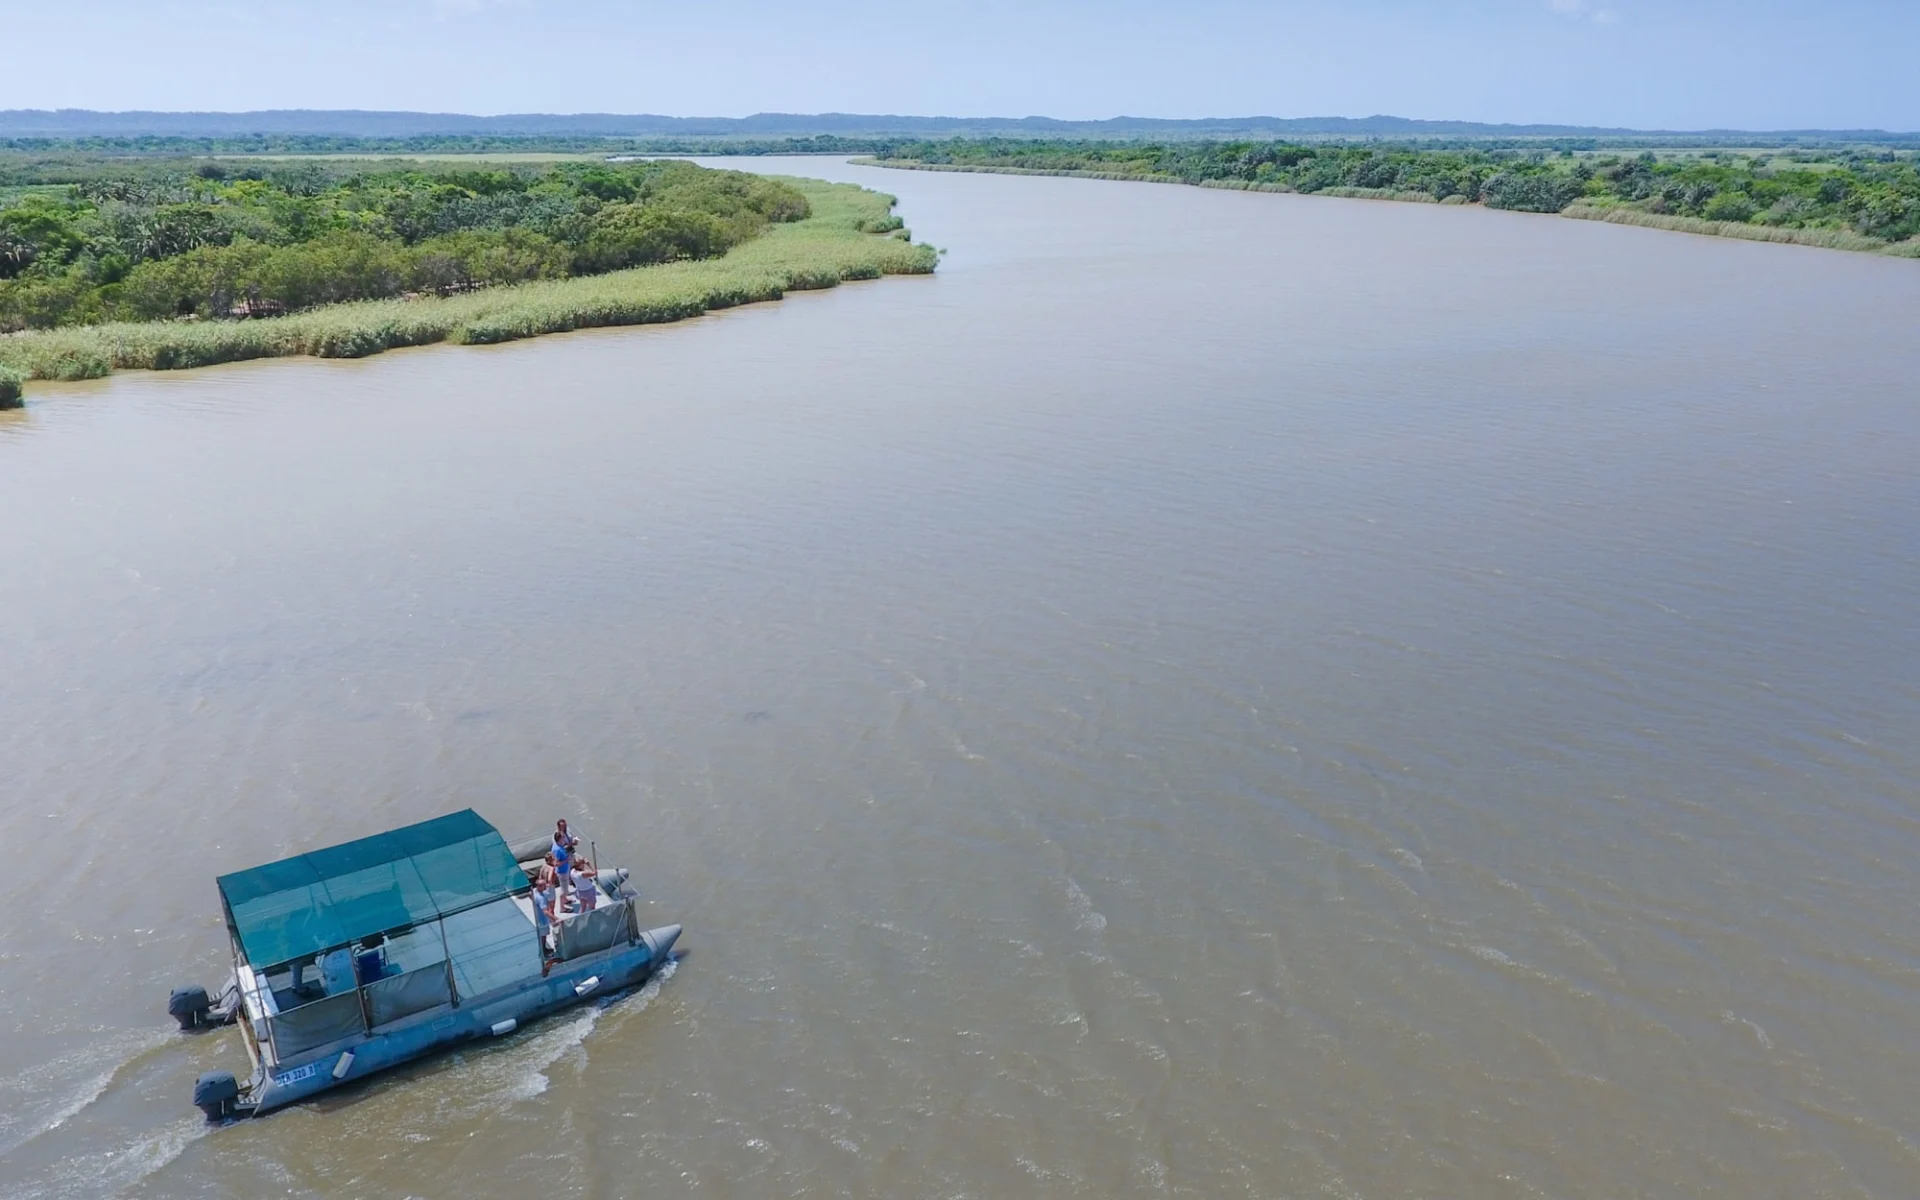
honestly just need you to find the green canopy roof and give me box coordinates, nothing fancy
[217,809,527,970]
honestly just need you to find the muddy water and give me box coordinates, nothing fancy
[3,157,1919,1198]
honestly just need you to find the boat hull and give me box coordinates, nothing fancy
[241,925,677,1116]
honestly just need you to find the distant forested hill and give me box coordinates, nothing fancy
[1,110,1914,143]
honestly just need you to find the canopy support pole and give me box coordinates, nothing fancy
[439,920,458,1006]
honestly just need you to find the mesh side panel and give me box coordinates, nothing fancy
[443,898,541,1000]
[411,837,528,914]
[554,900,633,962]
[269,991,365,1059]
[365,963,454,1027]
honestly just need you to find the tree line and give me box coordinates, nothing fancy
[872,140,1920,243]
[0,158,810,331]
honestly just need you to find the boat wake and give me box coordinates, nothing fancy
[506,1004,603,1102]
[0,1027,174,1159]
[3,1115,211,1200]
[398,957,680,1124]
[0,962,681,1196]
[512,958,678,1102]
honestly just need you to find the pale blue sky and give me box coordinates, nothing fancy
[4,0,1914,131]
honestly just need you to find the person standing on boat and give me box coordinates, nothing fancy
[573,856,599,912]
[532,877,556,952]
[553,819,578,854]
[554,838,575,907]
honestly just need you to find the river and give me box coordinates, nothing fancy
[3,157,1919,1198]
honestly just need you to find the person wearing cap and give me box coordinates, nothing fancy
[573,856,599,911]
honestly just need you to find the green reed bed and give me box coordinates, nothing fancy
[0,179,935,391]
[1561,203,1920,256]
[0,363,21,409]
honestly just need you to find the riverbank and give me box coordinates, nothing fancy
[0,178,934,397]
[861,156,1920,258]
[1557,202,1910,252]
[869,160,1463,207]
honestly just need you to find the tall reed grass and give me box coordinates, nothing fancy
[1562,202,1920,256]
[0,179,935,393]
[0,363,21,409]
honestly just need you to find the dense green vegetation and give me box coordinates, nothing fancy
[9,134,1920,166]
[5,108,1918,148]
[0,157,813,332]
[869,140,1920,251]
[0,134,891,158]
[0,177,933,393]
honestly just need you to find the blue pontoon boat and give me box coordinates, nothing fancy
[169,809,679,1120]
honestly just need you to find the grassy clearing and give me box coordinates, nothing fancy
[0,177,934,391]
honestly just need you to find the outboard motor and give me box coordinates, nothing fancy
[168,985,213,1031]
[192,1071,241,1122]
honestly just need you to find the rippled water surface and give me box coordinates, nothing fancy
[3,157,1920,1198]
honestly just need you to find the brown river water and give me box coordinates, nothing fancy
[2,157,1919,1199]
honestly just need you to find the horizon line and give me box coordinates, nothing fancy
[0,108,1913,138]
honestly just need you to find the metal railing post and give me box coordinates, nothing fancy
[439,919,458,1006]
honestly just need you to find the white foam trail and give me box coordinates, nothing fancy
[501,958,679,1106]
[7,1116,210,1200]
[36,1067,118,1135]
[6,964,683,1197]
[108,1117,212,1196]
[507,1006,602,1102]
[1721,1010,1775,1051]
[1064,876,1107,933]
[0,1027,173,1158]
